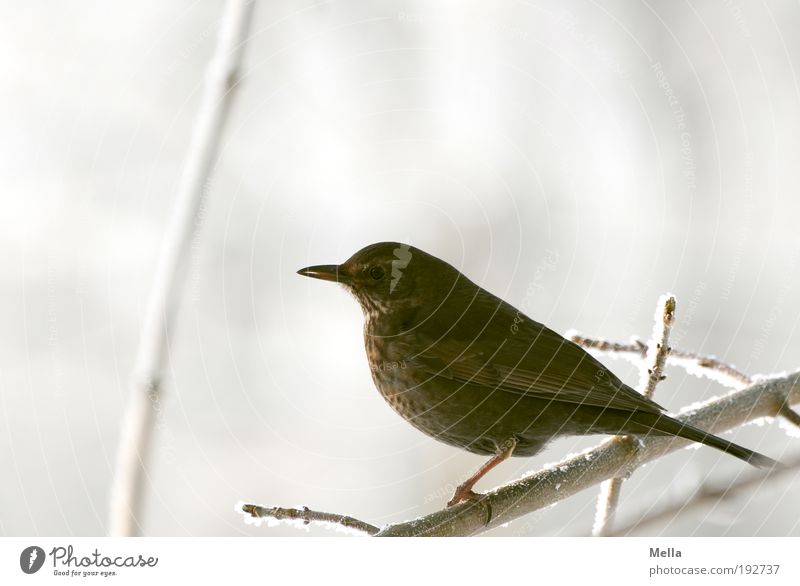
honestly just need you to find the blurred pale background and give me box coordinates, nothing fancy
[1,0,799,536]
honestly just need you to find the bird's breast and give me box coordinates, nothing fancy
[362,329,433,415]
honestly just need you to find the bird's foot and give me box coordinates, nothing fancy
[447,487,493,524]
[447,487,484,508]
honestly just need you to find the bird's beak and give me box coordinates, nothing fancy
[296,264,347,283]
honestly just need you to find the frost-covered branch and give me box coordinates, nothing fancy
[568,334,753,388]
[240,504,379,536]
[642,295,677,399]
[592,295,675,537]
[243,369,800,537]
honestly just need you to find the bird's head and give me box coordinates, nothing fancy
[297,242,464,317]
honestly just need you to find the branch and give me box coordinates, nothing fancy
[108,0,256,536]
[568,334,753,388]
[592,295,675,537]
[642,295,677,399]
[240,504,379,536]
[608,455,800,536]
[592,467,625,537]
[669,352,753,387]
[243,370,800,537]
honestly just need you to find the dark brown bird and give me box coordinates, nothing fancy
[298,242,776,506]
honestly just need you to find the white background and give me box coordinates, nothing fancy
[1,1,799,537]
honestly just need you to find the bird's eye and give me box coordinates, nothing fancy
[369,266,385,280]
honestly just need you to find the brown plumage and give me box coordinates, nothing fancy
[298,242,776,505]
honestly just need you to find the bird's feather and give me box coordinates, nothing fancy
[407,288,666,414]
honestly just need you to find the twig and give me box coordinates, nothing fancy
[669,351,753,386]
[108,0,255,537]
[592,295,675,537]
[642,295,676,400]
[608,455,800,536]
[241,504,379,536]
[568,336,647,356]
[243,370,800,537]
[568,334,753,388]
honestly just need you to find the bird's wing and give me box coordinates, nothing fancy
[410,327,665,414]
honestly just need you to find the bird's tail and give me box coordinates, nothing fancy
[641,413,778,469]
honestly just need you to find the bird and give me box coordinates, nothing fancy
[297,242,777,506]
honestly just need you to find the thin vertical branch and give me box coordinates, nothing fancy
[593,295,675,536]
[642,295,676,401]
[592,472,625,536]
[108,0,255,536]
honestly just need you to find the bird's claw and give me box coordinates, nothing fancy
[447,488,493,524]
[447,487,484,507]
